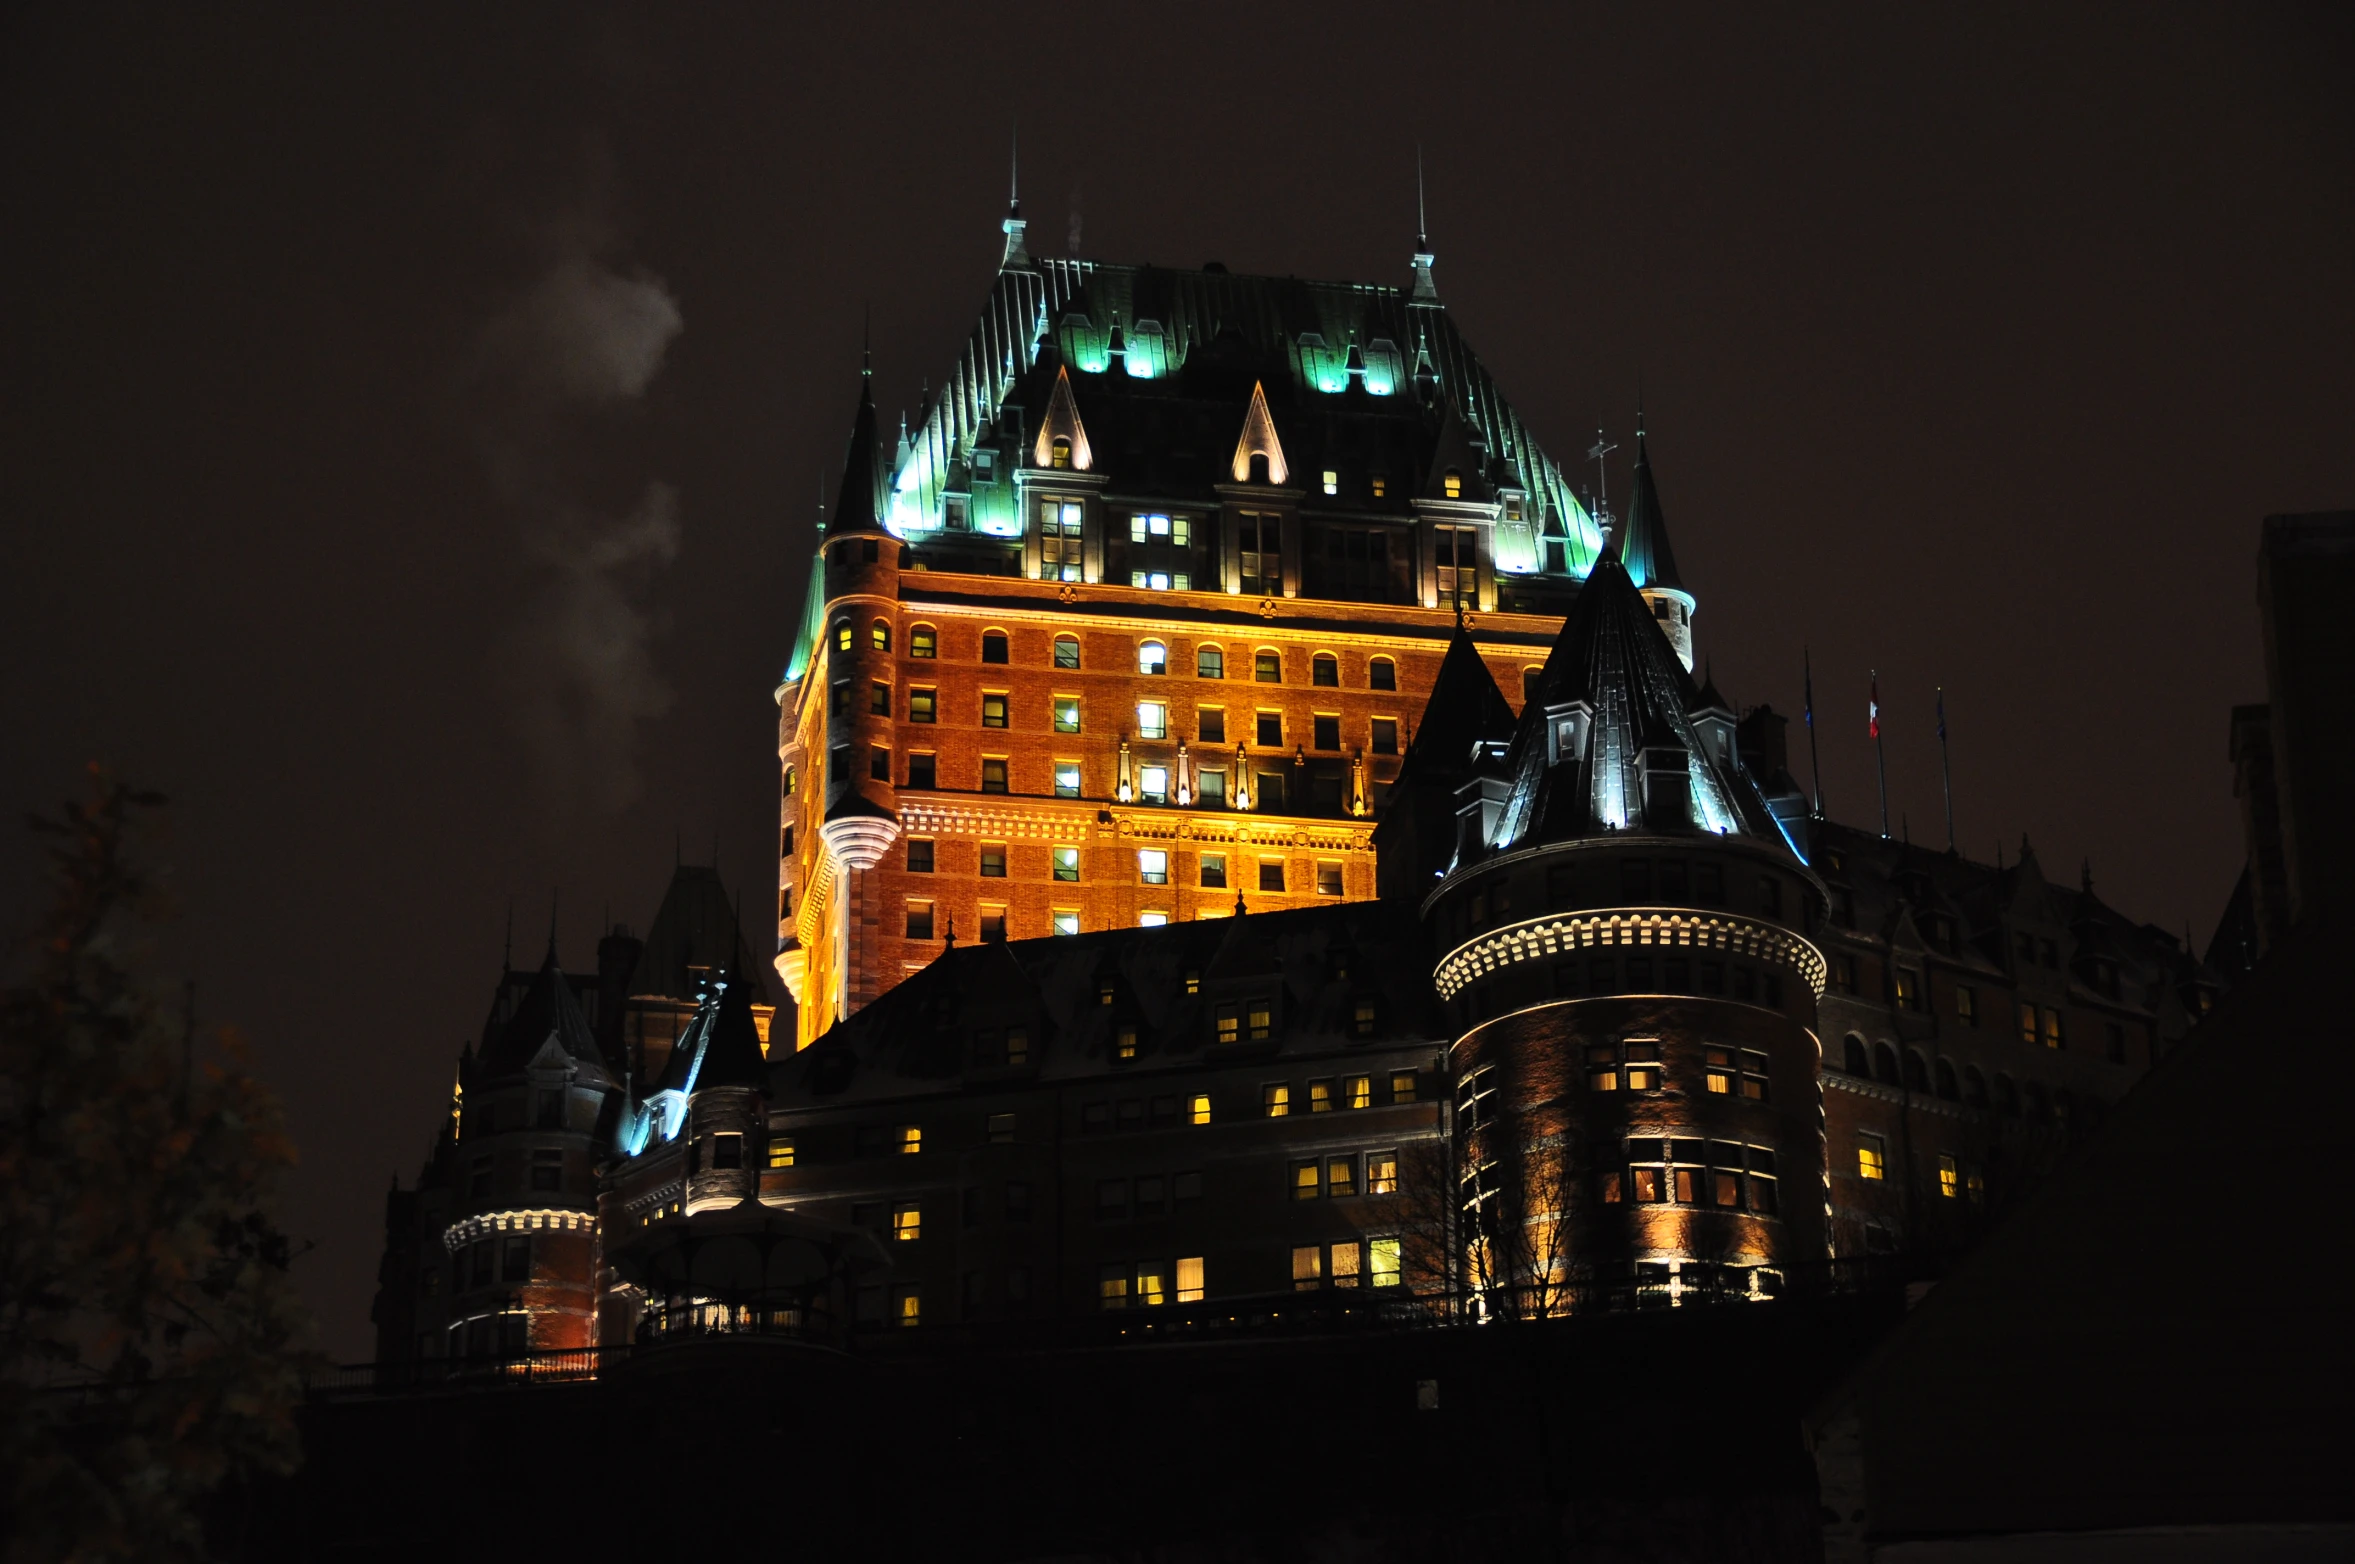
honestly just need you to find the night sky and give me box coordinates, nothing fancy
[2,4,2347,1359]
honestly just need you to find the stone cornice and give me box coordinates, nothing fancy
[1435,909,1828,1002]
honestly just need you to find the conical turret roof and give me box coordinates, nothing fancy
[1394,625,1517,786]
[695,974,771,1093]
[1618,430,1685,594]
[828,373,889,538]
[480,945,608,1079]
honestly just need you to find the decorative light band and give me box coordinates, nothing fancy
[1433,910,1827,1001]
[442,1209,595,1252]
[819,815,901,874]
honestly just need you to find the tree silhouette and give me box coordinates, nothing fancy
[0,769,314,1560]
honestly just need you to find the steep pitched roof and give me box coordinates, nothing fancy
[626,865,769,1004]
[1031,364,1093,471]
[1228,379,1289,485]
[1488,555,1777,852]
[479,946,608,1080]
[827,372,889,538]
[1393,626,1517,787]
[694,974,770,1093]
[1618,429,1685,594]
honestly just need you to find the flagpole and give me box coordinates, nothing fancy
[1804,647,1823,818]
[1937,686,1954,853]
[1871,669,1889,839]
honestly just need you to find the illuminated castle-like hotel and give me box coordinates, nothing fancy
[373,198,2215,1360]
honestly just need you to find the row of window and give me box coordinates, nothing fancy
[1838,1037,2088,1116]
[1582,1041,1772,1101]
[1290,1150,1401,1200]
[1259,1072,1420,1114]
[462,1148,565,1201]
[857,749,1374,814]
[869,683,1402,754]
[853,1241,1409,1330]
[1854,1135,1988,1201]
[843,615,1406,691]
[1599,1138,1781,1215]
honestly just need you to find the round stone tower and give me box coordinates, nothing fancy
[1427,550,1827,1313]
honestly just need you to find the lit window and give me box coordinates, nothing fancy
[1291,1245,1322,1291]
[1443,470,1462,499]
[1624,1040,1660,1091]
[1138,640,1167,675]
[834,620,852,652]
[871,620,891,651]
[1938,1154,1960,1199]
[1705,1047,1735,1094]
[1197,645,1224,678]
[1742,1050,1771,1100]
[1352,997,1376,1036]
[909,626,936,658]
[1369,1238,1400,1287]
[979,844,1005,878]
[1190,1094,1212,1125]
[1345,1075,1372,1109]
[1330,1240,1362,1287]
[1052,910,1079,936]
[1587,1044,1620,1093]
[1895,967,1921,1011]
[1200,853,1228,889]
[1176,1256,1205,1303]
[1054,762,1081,798]
[1370,476,1388,499]
[980,758,1007,793]
[899,1125,922,1155]
[909,688,937,723]
[1005,1028,1029,1065]
[1139,766,1168,805]
[982,693,1008,729]
[1116,1027,1138,1060]
[1390,1070,1416,1103]
[1254,651,1282,683]
[1053,847,1079,882]
[1050,437,1072,469]
[1053,634,1080,669]
[1138,850,1169,885]
[1263,1083,1290,1118]
[1327,1156,1356,1198]
[2042,1008,2065,1050]
[1216,1004,1238,1045]
[1308,1080,1333,1113]
[1321,469,1338,495]
[2018,1001,2038,1044]
[1857,1134,1886,1181]
[1054,698,1081,733]
[1135,1261,1168,1308]
[1137,702,1168,739]
[1367,1152,1398,1194]
[1247,1001,1273,1041]
[1316,862,1343,897]
[1198,769,1225,807]
[1293,1162,1321,1200]
[1138,911,1168,928]
[893,1203,922,1241]
[767,1136,795,1169]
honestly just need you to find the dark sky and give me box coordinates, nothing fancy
[3,3,2347,1358]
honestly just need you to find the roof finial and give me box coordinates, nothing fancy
[1000,126,1031,270]
[1409,148,1439,304]
[546,888,559,961]
[1416,143,1428,249]
[862,306,872,379]
[1234,888,1246,917]
[1009,123,1020,217]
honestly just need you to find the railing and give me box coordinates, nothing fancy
[303,1347,623,1396]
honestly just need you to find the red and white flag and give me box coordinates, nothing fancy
[1868,673,1881,740]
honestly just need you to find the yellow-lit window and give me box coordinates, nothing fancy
[1189,1093,1212,1125]
[1116,1026,1138,1060]
[892,1203,921,1241]
[1327,1155,1356,1198]
[1367,1152,1398,1194]
[1263,1083,1290,1117]
[894,1286,921,1327]
[1369,1237,1401,1287]
[1006,1028,1029,1066]
[766,1136,796,1170]
[1857,1135,1887,1181]
[1135,1262,1167,1308]
[1390,1070,1417,1103]
[2018,1001,2038,1044]
[1331,1240,1362,1288]
[1291,1245,1322,1291]
[1937,1155,1960,1199]
[1624,1040,1660,1091]
[1293,1163,1321,1200]
[909,625,936,658]
[1352,997,1376,1036]
[1247,1001,1273,1041]
[1442,470,1462,499]
[1098,1267,1129,1310]
[1175,1256,1205,1303]
[834,620,852,652]
[2042,1008,2064,1050]
[1705,1046,1735,1094]
[1370,475,1388,499]
[1308,1080,1333,1113]
[871,619,891,651]
[1215,1005,1238,1045]
[898,1124,922,1155]
[1894,967,1918,1010]
[1344,1074,1371,1109]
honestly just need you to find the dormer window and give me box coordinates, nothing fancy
[1443,470,1463,499]
[1050,437,1073,469]
[1370,476,1388,498]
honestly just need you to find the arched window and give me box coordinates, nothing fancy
[1311,653,1338,687]
[1053,634,1080,670]
[1843,1035,1869,1076]
[1872,1042,1900,1085]
[1196,644,1224,679]
[1903,1050,1930,1092]
[1963,1065,1988,1108]
[981,630,1009,665]
[1138,640,1168,675]
[833,619,852,653]
[908,624,937,659]
[871,619,891,652]
[1368,656,1396,691]
[1934,1057,1959,1101]
[1050,437,1073,470]
[1443,469,1463,499]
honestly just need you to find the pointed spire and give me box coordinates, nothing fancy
[1000,126,1031,270]
[1031,365,1093,471]
[1410,147,1440,305]
[1620,415,1685,593]
[828,358,889,538]
[1230,380,1289,485]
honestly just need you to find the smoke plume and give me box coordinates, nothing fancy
[468,237,684,821]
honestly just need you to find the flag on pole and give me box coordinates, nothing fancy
[1868,674,1881,740]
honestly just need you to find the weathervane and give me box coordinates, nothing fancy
[1587,426,1619,537]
